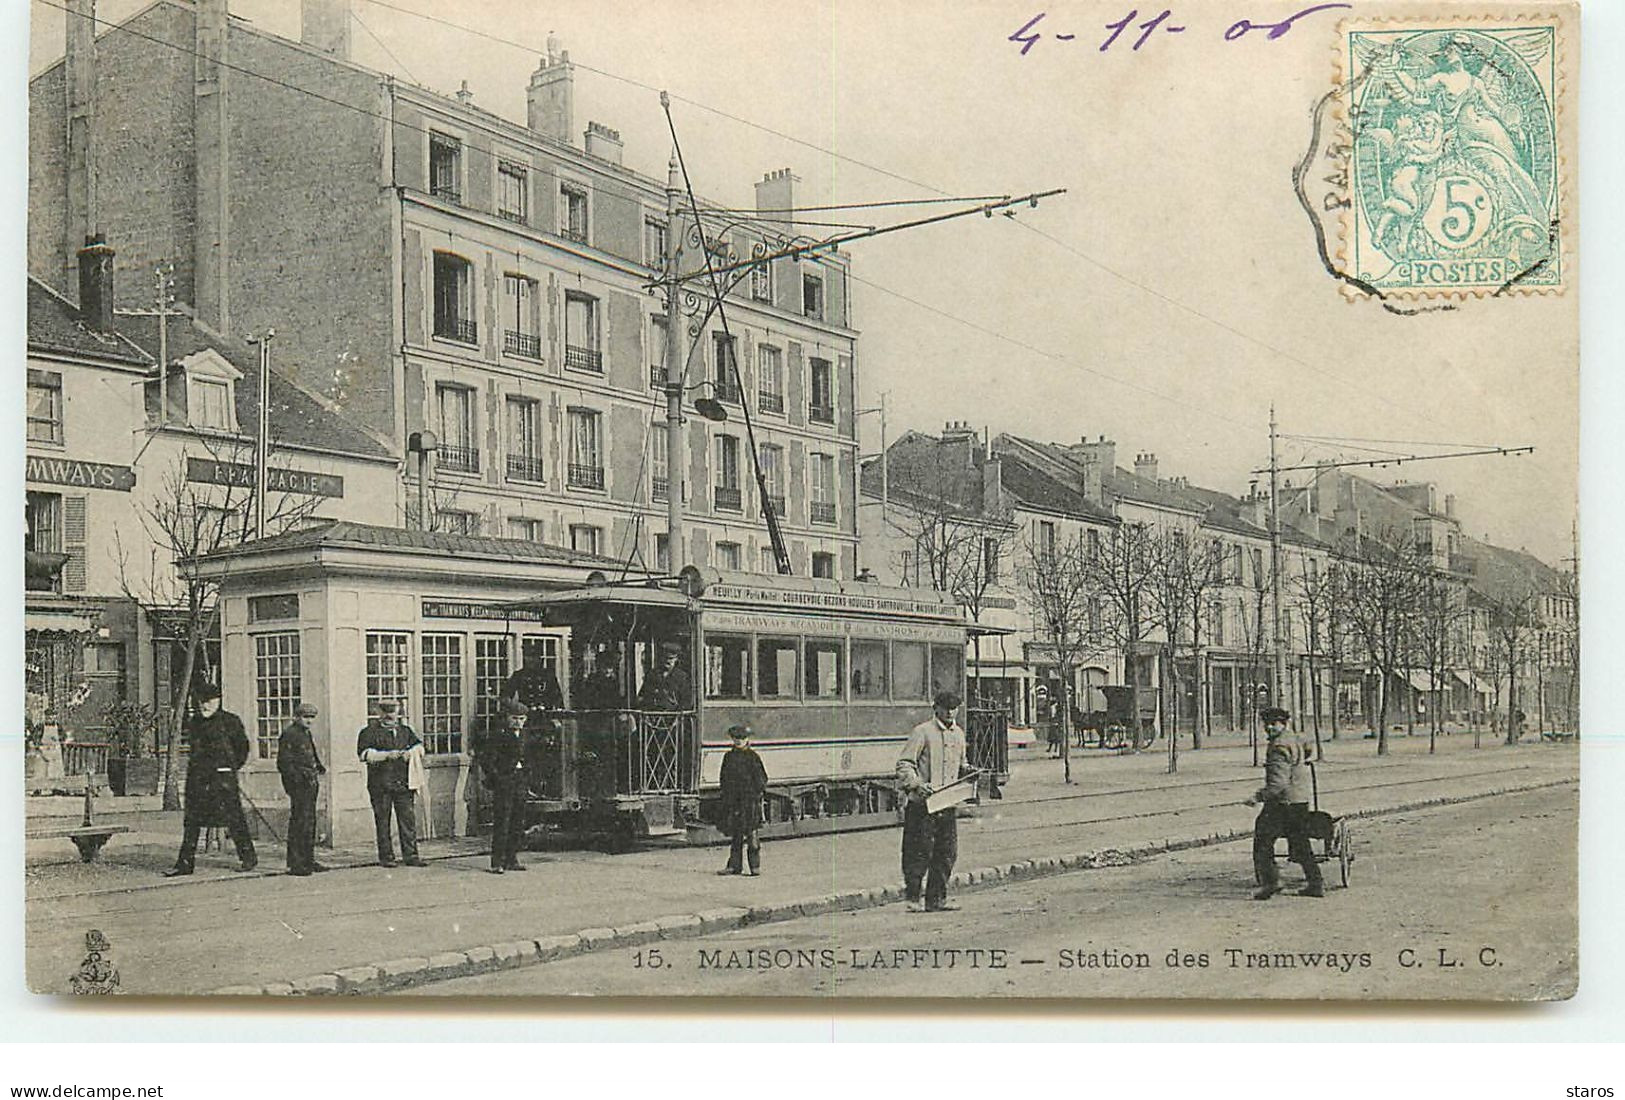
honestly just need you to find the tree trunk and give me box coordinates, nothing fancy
[162,633,200,812]
[1192,643,1206,750]
[1504,647,1519,745]
[1126,639,1144,753]
[1059,672,1073,785]
[1166,647,1179,775]
[1376,668,1390,756]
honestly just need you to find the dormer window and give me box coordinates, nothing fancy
[193,379,231,430]
[151,348,242,432]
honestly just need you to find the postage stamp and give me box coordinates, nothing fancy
[1334,14,1570,299]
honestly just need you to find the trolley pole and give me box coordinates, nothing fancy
[1269,406,1288,710]
[663,134,685,570]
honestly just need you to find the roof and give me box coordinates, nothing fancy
[997,453,1116,523]
[1459,536,1567,605]
[26,277,153,367]
[1178,482,1329,551]
[195,520,624,569]
[116,311,394,461]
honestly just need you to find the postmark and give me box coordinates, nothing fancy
[1329,13,1570,301]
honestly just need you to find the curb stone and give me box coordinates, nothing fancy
[208,776,1575,995]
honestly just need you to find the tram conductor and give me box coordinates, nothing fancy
[1246,706,1324,900]
[896,690,968,912]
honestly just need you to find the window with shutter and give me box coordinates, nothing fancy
[63,496,87,592]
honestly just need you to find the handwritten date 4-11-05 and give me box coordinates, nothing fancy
[1008,4,1351,56]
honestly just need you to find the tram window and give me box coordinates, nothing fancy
[851,640,888,699]
[893,642,929,700]
[930,645,964,697]
[703,634,751,700]
[757,637,799,699]
[804,639,845,700]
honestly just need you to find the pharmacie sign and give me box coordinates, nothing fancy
[186,457,344,498]
[26,454,136,491]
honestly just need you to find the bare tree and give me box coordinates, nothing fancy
[1336,529,1429,756]
[1080,521,1157,751]
[115,437,323,809]
[1016,531,1094,784]
[1413,570,1469,753]
[1146,527,1224,772]
[1235,564,1271,765]
[1488,585,1541,745]
[1291,553,1336,758]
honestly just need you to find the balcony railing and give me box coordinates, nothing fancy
[437,445,480,475]
[504,331,542,359]
[562,223,589,245]
[497,206,527,224]
[764,495,786,519]
[434,317,478,345]
[565,345,603,373]
[810,500,836,525]
[809,403,835,424]
[650,366,669,389]
[505,454,544,483]
[652,475,669,502]
[715,383,741,405]
[568,463,605,490]
[714,485,743,512]
[758,392,784,415]
[430,184,462,204]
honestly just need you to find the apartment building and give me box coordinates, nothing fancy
[28,0,861,581]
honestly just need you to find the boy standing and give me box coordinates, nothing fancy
[717,724,769,876]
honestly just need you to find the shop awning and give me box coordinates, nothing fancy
[1451,670,1474,689]
[1406,671,1436,692]
[25,608,101,635]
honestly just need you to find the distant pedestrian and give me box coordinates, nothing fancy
[277,702,327,876]
[163,684,257,876]
[1246,706,1324,900]
[716,724,768,876]
[897,690,968,912]
[356,700,427,868]
[474,698,532,874]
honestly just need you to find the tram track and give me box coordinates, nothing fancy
[973,764,1567,836]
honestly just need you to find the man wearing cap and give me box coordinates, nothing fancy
[1246,706,1324,900]
[473,698,532,874]
[636,643,692,712]
[716,724,769,876]
[163,684,257,876]
[356,700,427,868]
[896,690,969,912]
[277,703,327,877]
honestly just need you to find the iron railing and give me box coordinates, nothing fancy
[434,317,478,344]
[504,331,542,359]
[565,345,602,373]
[714,486,743,512]
[505,454,544,483]
[62,741,111,777]
[809,403,835,424]
[550,710,697,796]
[764,495,786,519]
[758,392,784,414]
[437,445,480,474]
[652,475,669,501]
[965,709,1010,777]
[650,366,668,388]
[810,500,836,525]
[568,463,605,490]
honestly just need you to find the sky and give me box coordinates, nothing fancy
[27,0,1582,564]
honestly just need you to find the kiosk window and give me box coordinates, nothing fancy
[851,640,888,699]
[805,640,845,700]
[930,645,964,697]
[421,634,464,754]
[365,632,411,715]
[757,637,799,699]
[893,642,929,700]
[704,634,751,700]
[253,632,301,759]
[474,635,511,731]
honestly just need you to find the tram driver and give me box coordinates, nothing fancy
[636,641,693,712]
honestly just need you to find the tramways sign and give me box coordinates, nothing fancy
[704,583,959,621]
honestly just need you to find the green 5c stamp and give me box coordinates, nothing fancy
[1340,19,1566,297]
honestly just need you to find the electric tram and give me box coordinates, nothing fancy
[515,566,1008,840]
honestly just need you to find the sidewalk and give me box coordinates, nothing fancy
[24,735,1577,995]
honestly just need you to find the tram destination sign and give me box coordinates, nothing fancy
[705,582,958,620]
[421,599,548,623]
[186,457,345,498]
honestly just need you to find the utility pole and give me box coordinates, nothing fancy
[245,329,274,541]
[662,139,685,572]
[154,262,174,426]
[1268,406,1288,710]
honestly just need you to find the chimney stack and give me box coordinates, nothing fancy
[301,0,352,60]
[1445,493,1457,520]
[528,34,574,143]
[755,168,799,233]
[77,234,115,332]
[1134,451,1158,482]
[584,121,624,166]
[1080,453,1102,503]
[455,80,474,106]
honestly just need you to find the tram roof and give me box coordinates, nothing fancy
[516,567,966,623]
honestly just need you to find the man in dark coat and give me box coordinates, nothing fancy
[164,684,257,876]
[356,700,426,868]
[636,643,692,712]
[502,658,564,794]
[717,724,769,876]
[277,702,327,876]
[474,698,532,874]
[1246,706,1324,900]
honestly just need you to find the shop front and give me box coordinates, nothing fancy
[189,522,625,850]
